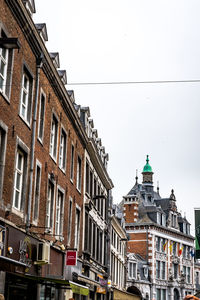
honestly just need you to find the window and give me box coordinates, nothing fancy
[196,272,199,285]
[156,261,160,279]
[0,32,13,99]
[157,212,161,225]
[76,156,82,191]
[156,236,161,252]
[89,169,93,198]
[20,68,33,124]
[187,267,191,283]
[46,179,55,231]
[0,47,8,94]
[173,263,178,279]
[156,289,166,300]
[33,161,41,222]
[70,144,74,181]
[49,114,58,160]
[74,206,80,250]
[85,161,89,194]
[129,262,137,279]
[161,261,165,279]
[55,189,64,236]
[38,91,46,142]
[0,121,7,200]
[92,223,96,258]
[59,128,67,171]
[173,242,177,256]
[67,197,72,245]
[13,147,27,211]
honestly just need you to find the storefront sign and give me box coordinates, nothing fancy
[69,281,89,296]
[96,287,106,294]
[19,237,32,270]
[66,251,77,266]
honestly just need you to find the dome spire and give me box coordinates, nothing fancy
[142,155,154,184]
[142,155,153,173]
[135,169,138,185]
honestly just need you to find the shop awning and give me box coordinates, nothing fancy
[113,288,141,300]
[69,281,89,296]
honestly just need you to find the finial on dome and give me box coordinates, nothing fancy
[135,169,138,185]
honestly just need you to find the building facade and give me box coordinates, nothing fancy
[0,1,113,299]
[122,156,195,300]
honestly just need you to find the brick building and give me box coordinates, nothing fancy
[0,0,113,299]
[121,156,195,300]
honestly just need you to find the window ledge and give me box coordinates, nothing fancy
[19,114,31,130]
[0,90,10,104]
[11,207,24,218]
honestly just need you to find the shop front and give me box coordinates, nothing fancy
[113,288,141,300]
[0,222,66,300]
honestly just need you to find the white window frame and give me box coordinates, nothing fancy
[67,197,73,246]
[38,89,46,143]
[49,113,58,161]
[129,261,137,279]
[0,120,8,202]
[59,127,67,172]
[55,186,65,237]
[19,67,33,125]
[70,144,74,182]
[76,155,82,192]
[74,205,81,250]
[45,177,55,232]
[33,159,42,224]
[12,138,29,216]
[0,47,8,94]
[13,149,24,210]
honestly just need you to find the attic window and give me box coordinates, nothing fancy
[35,24,48,43]
[23,0,36,16]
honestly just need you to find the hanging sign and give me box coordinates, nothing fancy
[66,251,77,266]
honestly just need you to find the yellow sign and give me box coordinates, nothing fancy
[97,287,106,294]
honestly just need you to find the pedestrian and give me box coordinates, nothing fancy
[0,294,4,300]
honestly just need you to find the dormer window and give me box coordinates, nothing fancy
[161,214,166,226]
[35,23,48,43]
[50,52,60,69]
[23,0,36,17]
[157,212,161,225]
[171,213,177,228]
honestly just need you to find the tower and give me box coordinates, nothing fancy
[142,155,154,193]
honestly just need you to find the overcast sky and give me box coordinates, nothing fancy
[34,0,200,233]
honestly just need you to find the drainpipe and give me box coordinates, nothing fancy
[26,54,44,232]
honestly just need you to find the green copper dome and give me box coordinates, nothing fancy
[143,155,153,173]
